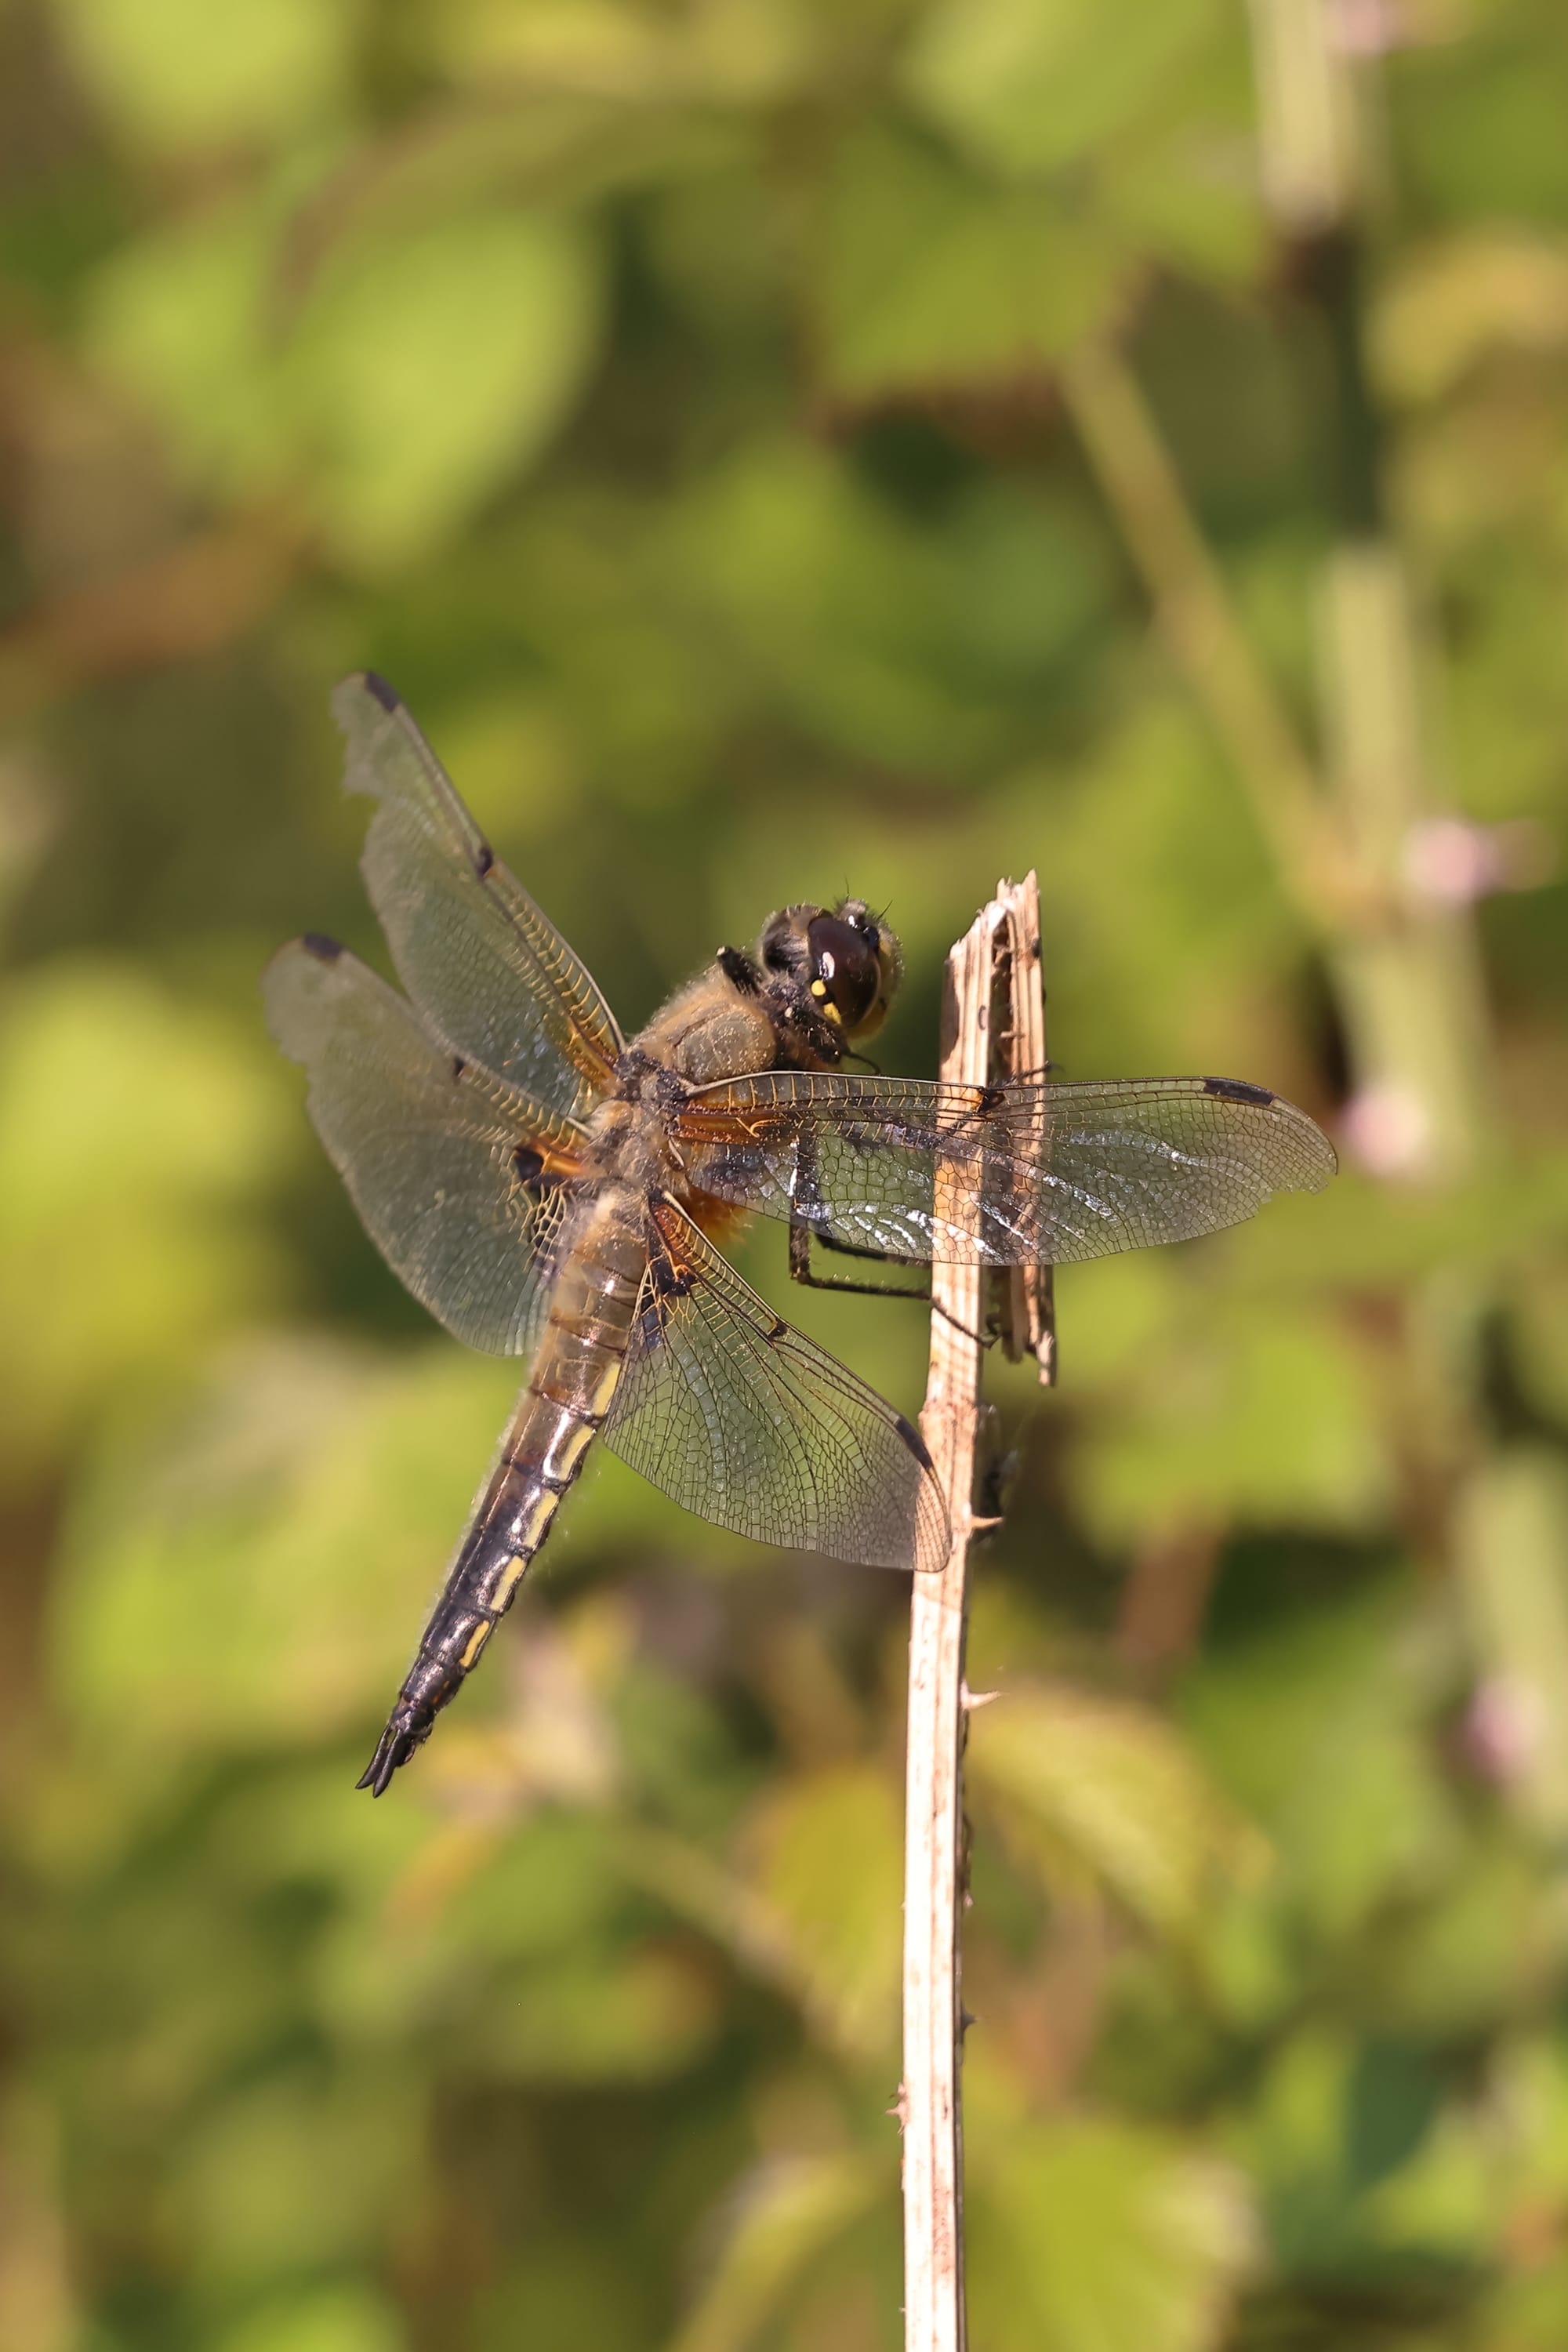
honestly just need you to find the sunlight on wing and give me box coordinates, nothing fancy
[673,1072,1336,1266]
[336,672,622,1122]
[264,934,585,1356]
[604,1196,949,1573]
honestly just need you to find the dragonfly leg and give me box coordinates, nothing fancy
[787,1221,992,1347]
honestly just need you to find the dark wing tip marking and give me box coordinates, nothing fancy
[301,931,343,962]
[474,840,495,878]
[361,670,401,713]
[1202,1075,1276,1108]
[895,1411,936,1475]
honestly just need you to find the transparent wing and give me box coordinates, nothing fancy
[336,672,622,1121]
[603,1196,949,1573]
[673,1072,1336,1266]
[263,934,590,1356]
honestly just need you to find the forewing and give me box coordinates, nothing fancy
[263,935,588,1356]
[603,1196,949,1573]
[673,1073,1336,1266]
[336,672,622,1120]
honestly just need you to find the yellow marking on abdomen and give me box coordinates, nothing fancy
[533,1413,598,1486]
[494,1555,529,1610]
[461,1621,492,1670]
[514,1489,559,1555]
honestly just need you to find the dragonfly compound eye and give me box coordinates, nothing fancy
[807,913,882,1033]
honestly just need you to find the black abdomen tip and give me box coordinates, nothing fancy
[1202,1076,1275,1108]
[357,1719,423,1796]
[302,931,343,962]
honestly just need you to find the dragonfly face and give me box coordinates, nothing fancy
[265,673,1337,1795]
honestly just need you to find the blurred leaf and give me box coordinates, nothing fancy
[428,0,687,92]
[292,210,604,571]
[430,0,818,107]
[809,120,1131,405]
[53,0,361,156]
[677,440,1019,773]
[172,2074,415,2286]
[82,194,297,501]
[741,1762,904,2058]
[474,2236,645,2352]
[1374,230,1568,405]
[1065,1271,1389,1547]
[83,201,604,569]
[49,1337,520,1759]
[0,756,56,951]
[668,2151,883,2352]
[967,2081,1255,2352]
[483,1943,719,2083]
[1183,1586,1462,1942]
[215,2287,405,2352]
[969,1679,1265,1938]
[0,960,287,1479]
[904,0,1221,178]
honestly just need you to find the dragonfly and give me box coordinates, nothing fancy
[265,673,1337,1795]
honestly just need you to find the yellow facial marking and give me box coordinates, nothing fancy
[461,1621,492,1670]
[810,978,827,998]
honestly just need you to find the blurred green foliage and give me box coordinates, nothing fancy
[2,1,1568,2347]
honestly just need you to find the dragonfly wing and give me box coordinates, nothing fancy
[673,1072,1336,1266]
[264,934,588,1356]
[603,1195,949,1573]
[336,672,622,1122]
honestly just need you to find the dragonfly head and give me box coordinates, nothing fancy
[758,898,903,1048]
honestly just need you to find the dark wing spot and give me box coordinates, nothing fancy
[301,932,343,962]
[1202,1076,1276,1108]
[895,1412,935,1474]
[651,1251,695,1304]
[512,1144,545,1183]
[363,670,401,713]
[764,1316,787,1341]
[637,1300,666,1352]
[451,1054,467,1081]
[474,840,495,878]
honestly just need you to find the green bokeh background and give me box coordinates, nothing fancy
[3,2,1568,2347]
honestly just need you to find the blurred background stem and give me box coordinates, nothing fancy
[1069,0,1568,1841]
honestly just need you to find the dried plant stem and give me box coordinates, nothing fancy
[902,878,1051,2352]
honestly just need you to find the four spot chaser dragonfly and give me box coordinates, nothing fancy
[264,673,1337,1795]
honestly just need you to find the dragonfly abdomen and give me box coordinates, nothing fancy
[357,1196,647,1795]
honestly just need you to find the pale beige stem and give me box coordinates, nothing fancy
[996,874,1055,1388]
[902,882,1050,2350]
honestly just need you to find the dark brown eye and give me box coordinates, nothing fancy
[807,913,880,1030]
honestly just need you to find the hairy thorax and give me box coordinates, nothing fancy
[588,958,782,1241]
